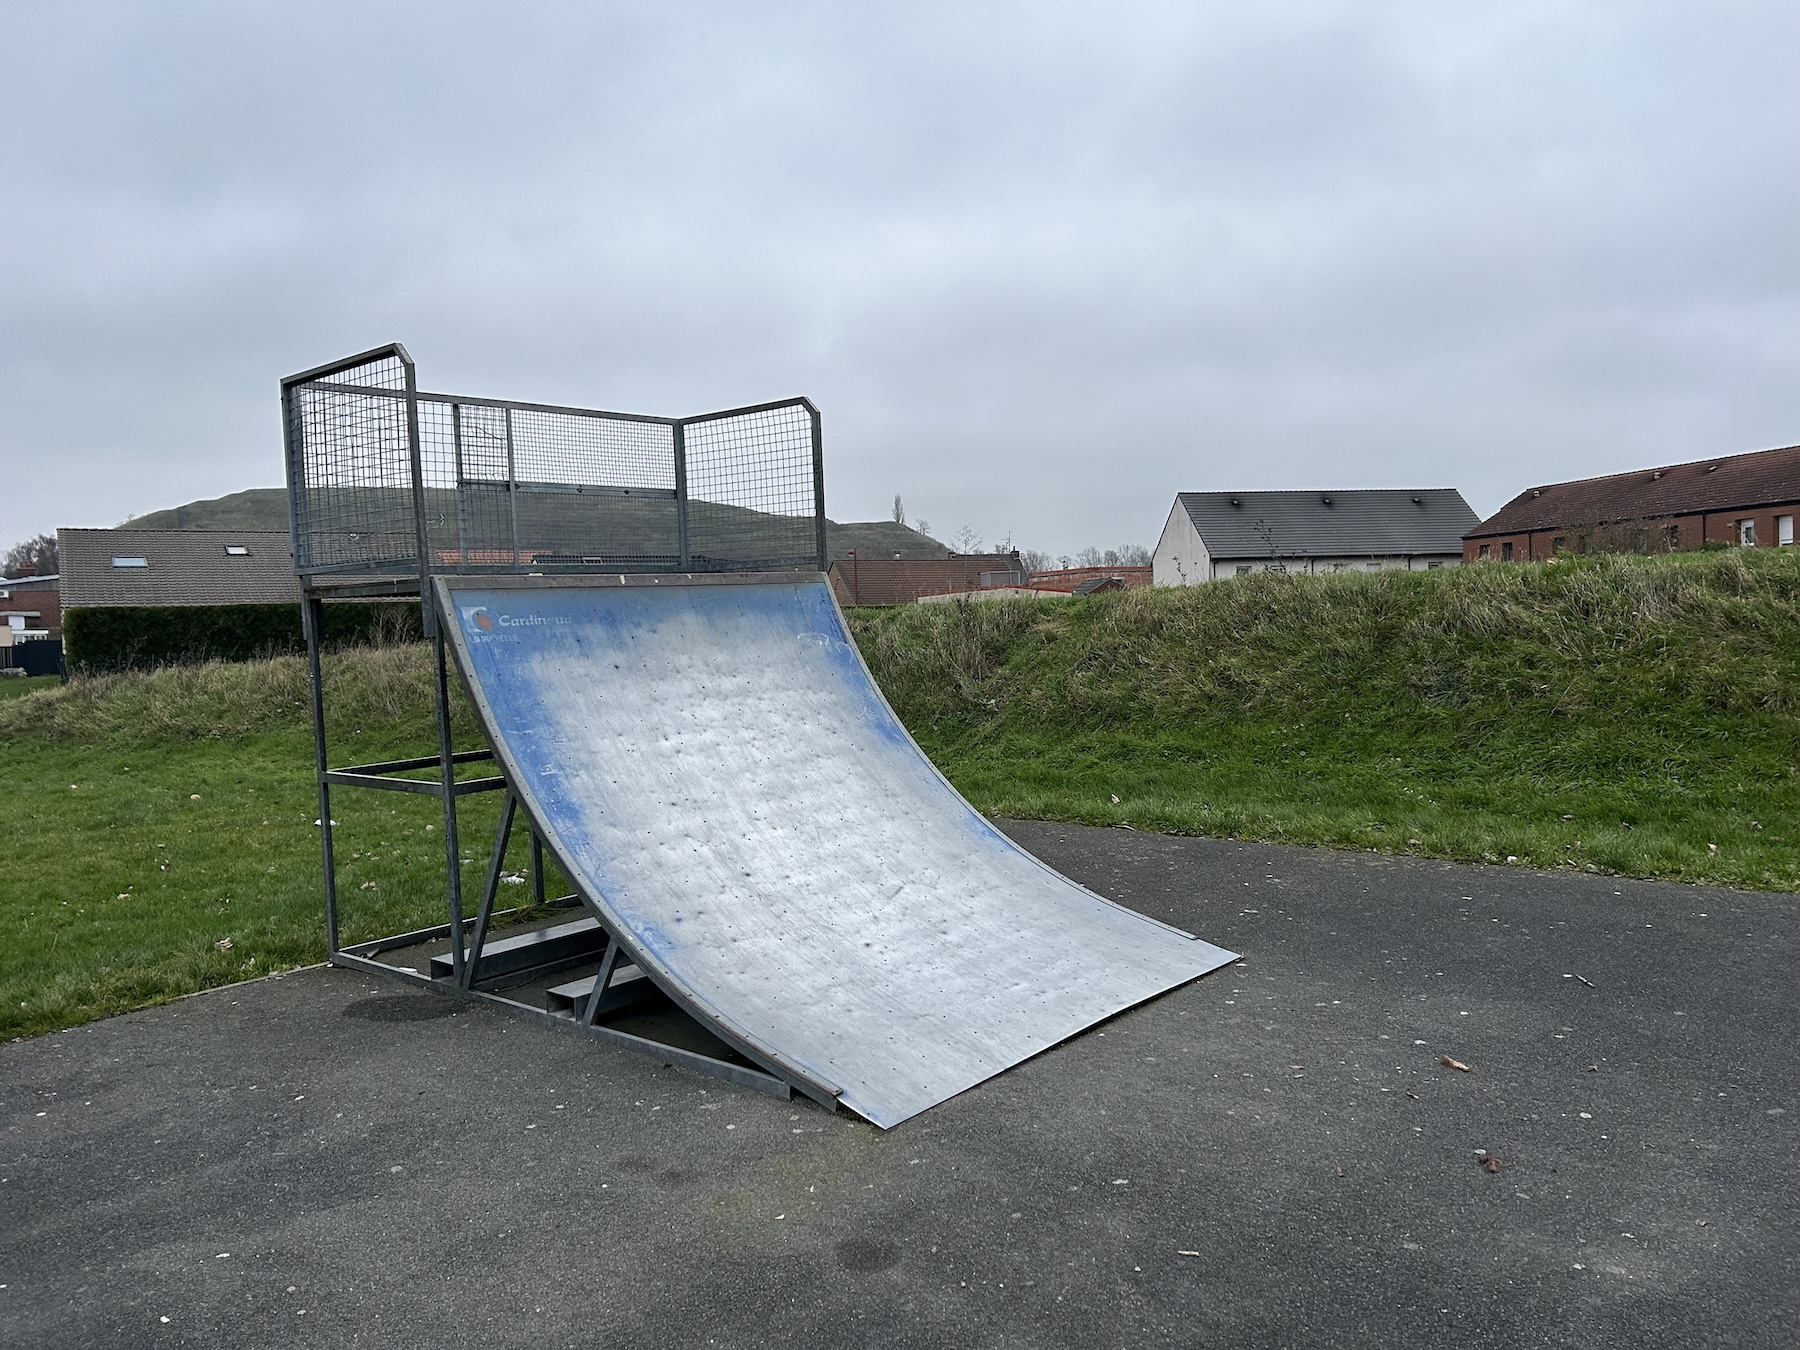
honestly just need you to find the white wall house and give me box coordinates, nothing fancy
[1153,489,1478,585]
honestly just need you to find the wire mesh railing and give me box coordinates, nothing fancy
[282,345,825,581]
[284,348,419,575]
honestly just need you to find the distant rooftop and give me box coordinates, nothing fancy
[1468,443,1800,538]
[58,529,299,608]
[1176,489,1477,559]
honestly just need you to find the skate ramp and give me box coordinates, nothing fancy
[438,574,1236,1127]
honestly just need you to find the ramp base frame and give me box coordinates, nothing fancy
[298,585,818,1108]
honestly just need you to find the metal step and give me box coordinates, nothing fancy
[429,915,607,983]
[545,962,658,1020]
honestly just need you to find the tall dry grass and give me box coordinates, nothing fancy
[852,547,1800,732]
[0,640,470,746]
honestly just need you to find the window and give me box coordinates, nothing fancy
[1477,544,1491,560]
[1366,562,1382,572]
[1332,562,1349,572]
[1552,536,1567,555]
[1739,518,1756,546]
[1427,561,1443,569]
[1235,565,1254,576]
[1662,523,1681,551]
[110,557,148,568]
[1501,542,1514,561]
[1633,530,1648,555]
[1780,515,1794,546]
[224,545,250,556]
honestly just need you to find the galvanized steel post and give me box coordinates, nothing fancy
[673,421,691,569]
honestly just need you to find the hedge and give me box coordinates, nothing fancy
[63,602,424,673]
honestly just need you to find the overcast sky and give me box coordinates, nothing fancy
[4,1,1797,556]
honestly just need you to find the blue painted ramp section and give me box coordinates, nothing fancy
[439,575,1236,1127]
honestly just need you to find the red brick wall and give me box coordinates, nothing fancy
[1026,566,1152,591]
[1464,504,1800,562]
[0,584,61,634]
[829,556,1022,606]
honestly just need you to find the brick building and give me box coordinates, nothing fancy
[828,552,1025,606]
[1025,566,1152,593]
[1464,443,1800,562]
[0,572,60,637]
[0,571,62,675]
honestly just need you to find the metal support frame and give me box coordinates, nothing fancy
[300,594,338,954]
[809,403,827,571]
[582,940,623,1027]
[460,791,517,990]
[294,578,798,1101]
[673,420,690,569]
[431,627,466,983]
[282,343,822,1107]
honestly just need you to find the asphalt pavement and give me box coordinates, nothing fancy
[3,823,1794,1349]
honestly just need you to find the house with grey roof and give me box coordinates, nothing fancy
[57,529,299,609]
[54,528,312,670]
[1152,489,1478,585]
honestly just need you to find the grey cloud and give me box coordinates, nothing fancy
[3,2,1798,553]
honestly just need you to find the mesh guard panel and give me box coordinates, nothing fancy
[282,347,824,580]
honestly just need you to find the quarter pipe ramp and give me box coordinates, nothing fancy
[439,573,1236,1127]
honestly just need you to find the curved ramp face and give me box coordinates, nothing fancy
[439,575,1236,1127]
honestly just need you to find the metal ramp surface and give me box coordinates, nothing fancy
[438,573,1236,1127]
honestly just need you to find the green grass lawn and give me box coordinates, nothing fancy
[4,548,1798,1041]
[0,648,562,1040]
[0,674,59,700]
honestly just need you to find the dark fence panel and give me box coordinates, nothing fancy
[1,639,63,677]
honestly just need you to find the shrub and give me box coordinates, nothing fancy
[63,602,423,673]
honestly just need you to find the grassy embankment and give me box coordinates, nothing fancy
[3,548,1797,1040]
[852,548,1800,888]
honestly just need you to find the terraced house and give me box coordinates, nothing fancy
[1463,443,1800,562]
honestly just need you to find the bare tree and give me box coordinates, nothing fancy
[1018,548,1052,572]
[1250,519,1291,574]
[915,518,932,539]
[3,532,57,576]
[951,524,984,554]
[892,494,905,526]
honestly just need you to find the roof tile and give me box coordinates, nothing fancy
[1468,444,1800,538]
[1179,489,1476,559]
[59,529,300,608]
